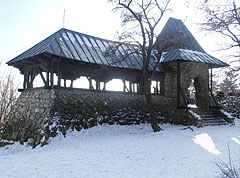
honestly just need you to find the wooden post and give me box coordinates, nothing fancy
[156,81,159,94]
[160,75,165,95]
[46,71,50,87]
[96,79,100,90]
[50,71,54,87]
[64,79,67,87]
[177,61,181,108]
[26,72,30,89]
[88,77,94,90]
[129,81,132,93]
[70,80,73,88]
[210,68,213,91]
[29,69,37,88]
[103,82,106,91]
[137,84,140,93]
[38,68,47,87]
[57,55,62,90]
[23,73,27,89]
[57,74,61,88]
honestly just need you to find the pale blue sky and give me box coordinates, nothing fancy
[0,0,221,66]
[0,0,124,63]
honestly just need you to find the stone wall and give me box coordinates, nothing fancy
[1,61,211,147]
[164,62,209,109]
[0,88,195,148]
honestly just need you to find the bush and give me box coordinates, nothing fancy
[0,61,19,125]
[216,146,239,178]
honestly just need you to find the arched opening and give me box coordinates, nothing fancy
[187,78,197,108]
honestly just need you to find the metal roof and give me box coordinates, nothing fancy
[160,49,229,68]
[7,18,228,71]
[154,17,229,68]
[155,17,205,53]
[7,28,166,72]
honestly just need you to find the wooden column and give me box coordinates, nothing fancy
[38,68,47,87]
[129,81,132,93]
[50,71,54,87]
[64,79,67,87]
[57,56,61,89]
[103,82,106,91]
[137,84,140,93]
[160,75,165,95]
[70,80,74,88]
[29,69,37,88]
[88,77,94,90]
[46,71,50,87]
[57,73,62,88]
[156,81,159,94]
[96,79,100,90]
[26,73,30,89]
[177,61,181,108]
[23,73,27,89]
[210,68,213,91]
[123,79,126,92]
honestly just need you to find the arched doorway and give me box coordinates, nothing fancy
[188,79,197,108]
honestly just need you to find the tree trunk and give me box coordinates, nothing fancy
[145,78,162,132]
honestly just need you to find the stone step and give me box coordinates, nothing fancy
[202,119,226,123]
[199,115,216,118]
[202,117,228,126]
[201,117,223,120]
[189,109,229,127]
[202,122,228,126]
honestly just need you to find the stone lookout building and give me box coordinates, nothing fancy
[1,18,232,147]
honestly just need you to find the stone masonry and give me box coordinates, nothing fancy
[0,87,196,148]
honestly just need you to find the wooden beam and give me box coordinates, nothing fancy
[37,67,47,86]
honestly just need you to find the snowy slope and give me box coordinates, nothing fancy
[0,120,239,178]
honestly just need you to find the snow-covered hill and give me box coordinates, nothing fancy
[0,120,239,178]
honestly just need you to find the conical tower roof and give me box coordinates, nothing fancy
[155,17,229,68]
[155,17,205,53]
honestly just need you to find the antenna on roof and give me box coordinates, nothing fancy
[63,9,65,28]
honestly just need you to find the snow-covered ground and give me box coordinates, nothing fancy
[0,120,239,178]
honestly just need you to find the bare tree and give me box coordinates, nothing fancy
[199,0,240,71]
[107,0,172,132]
[0,61,18,126]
